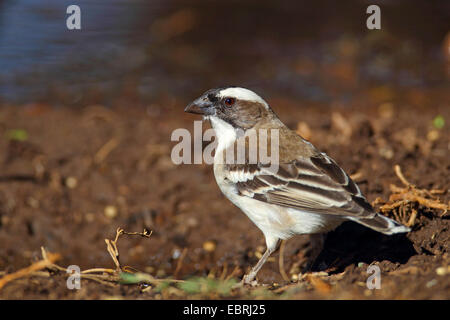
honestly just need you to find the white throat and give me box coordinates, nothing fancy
[209,116,237,155]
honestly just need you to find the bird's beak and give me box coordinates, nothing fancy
[184,96,214,115]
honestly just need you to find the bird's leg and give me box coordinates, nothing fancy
[242,238,280,285]
[243,249,272,285]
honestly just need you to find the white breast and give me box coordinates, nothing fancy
[209,116,237,155]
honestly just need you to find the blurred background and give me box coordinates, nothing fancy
[0,0,449,107]
[0,0,449,299]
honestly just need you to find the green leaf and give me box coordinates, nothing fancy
[433,115,445,129]
[119,272,142,284]
[178,278,202,293]
[6,129,28,141]
[177,277,238,296]
[154,281,170,293]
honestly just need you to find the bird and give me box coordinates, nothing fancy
[184,86,410,285]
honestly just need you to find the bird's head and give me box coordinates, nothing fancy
[185,87,278,131]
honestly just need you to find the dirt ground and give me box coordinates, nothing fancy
[0,87,448,299]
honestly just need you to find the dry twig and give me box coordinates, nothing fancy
[94,138,120,164]
[374,165,449,227]
[173,247,188,279]
[0,251,61,290]
[0,227,162,290]
[278,240,290,282]
[105,227,152,272]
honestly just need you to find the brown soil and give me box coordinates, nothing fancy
[0,89,448,299]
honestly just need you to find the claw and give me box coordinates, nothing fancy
[231,277,257,289]
[242,274,259,286]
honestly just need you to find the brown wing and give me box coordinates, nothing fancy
[228,152,376,218]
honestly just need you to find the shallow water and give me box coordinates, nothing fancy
[0,0,448,106]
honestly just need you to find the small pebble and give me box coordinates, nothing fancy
[65,176,78,189]
[203,240,216,252]
[187,217,198,227]
[364,289,373,296]
[379,147,394,159]
[172,248,181,259]
[436,266,449,276]
[427,130,440,142]
[104,205,118,219]
[426,279,438,288]
[26,197,39,208]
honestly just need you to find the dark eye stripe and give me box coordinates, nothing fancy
[207,93,218,102]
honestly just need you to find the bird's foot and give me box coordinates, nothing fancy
[231,277,258,289]
[242,273,258,287]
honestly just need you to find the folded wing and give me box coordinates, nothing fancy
[228,152,376,219]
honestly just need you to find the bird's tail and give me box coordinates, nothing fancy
[352,213,411,235]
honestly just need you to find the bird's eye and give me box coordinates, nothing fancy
[224,97,235,106]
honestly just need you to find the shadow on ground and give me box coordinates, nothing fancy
[315,221,416,273]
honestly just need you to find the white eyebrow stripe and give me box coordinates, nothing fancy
[217,87,269,109]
